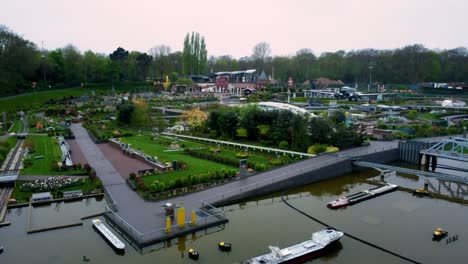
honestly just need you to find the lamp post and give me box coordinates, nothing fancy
[368,65,374,92]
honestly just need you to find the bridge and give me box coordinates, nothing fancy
[353,161,468,184]
[420,137,468,162]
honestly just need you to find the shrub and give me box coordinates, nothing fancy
[278,141,289,150]
[83,163,92,173]
[235,152,249,159]
[307,144,327,155]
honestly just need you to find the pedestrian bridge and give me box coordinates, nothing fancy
[353,161,468,184]
[420,137,468,162]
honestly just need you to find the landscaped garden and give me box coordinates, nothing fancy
[118,134,303,200]
[20,136,86,175]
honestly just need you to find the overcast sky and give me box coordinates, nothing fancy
[2,0,467,58]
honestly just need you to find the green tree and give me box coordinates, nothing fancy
[407,110,418,120]
[308,117,333,145]
[182,32,208,75]
[62,44,83,86]
[118,103,134,125]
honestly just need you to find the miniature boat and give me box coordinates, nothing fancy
[188,248,199,260]
[92,219,125,251]
[433,228,448,241]
[413,188,430,197]
[219,241,232,251]
[327,183,398,209]
[240,228,343,264]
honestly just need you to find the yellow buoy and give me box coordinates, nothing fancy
[177,203,186,228]
[165,217,171,233]
[191,210,196,225]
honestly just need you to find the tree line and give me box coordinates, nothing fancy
[184,105,363,151]
[1,24,467,96]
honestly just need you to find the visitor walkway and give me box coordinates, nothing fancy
[71,123,398,247]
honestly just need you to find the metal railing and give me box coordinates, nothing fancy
[162,132,316,158]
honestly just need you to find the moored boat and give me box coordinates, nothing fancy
[240,228,343,264]
[92,219,125,251]
[327,183,398,209]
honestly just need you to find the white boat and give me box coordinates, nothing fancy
[327,183,398,209]
[92,219,125,250]
[240,228,343,264]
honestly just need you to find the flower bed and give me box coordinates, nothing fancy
[20,177,86,192]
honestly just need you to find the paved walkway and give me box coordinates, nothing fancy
[71,123,398,240]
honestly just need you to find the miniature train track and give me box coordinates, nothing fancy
[2,139,24,174]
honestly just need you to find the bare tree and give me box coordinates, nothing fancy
[252,42,271,70]
[148,45,172,80]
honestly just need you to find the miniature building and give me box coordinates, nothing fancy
[31,192,52,203]
[63,190,83,198]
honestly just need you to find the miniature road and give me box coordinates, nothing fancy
[71,123,399,237]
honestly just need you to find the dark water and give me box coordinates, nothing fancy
[0,160,466,264]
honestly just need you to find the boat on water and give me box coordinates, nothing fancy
[327,183,398,209]
[0,245,3,254]
[240,228,343,264]
[92,219,125,251]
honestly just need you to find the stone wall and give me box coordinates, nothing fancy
[214,159,353,206]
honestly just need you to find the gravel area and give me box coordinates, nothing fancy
[97,143,153,179]
[67,139,88,165]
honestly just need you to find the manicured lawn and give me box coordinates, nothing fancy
[20,136,85,175]
[8,119,23,133]
[120,136,235,185]
[1,136,18,147]
[0,88,85,113]
[420,113,441,121]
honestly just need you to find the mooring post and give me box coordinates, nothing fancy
[431,156,438,171]
[424,155,430,170]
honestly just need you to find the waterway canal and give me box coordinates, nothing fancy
[0,160,466,264]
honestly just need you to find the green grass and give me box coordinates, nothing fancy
[420,113,441,121]
[20,136,85,175]
[120,136,234,185]
[0,88,85,113]
[1,136,18,147]
[8,119,23,133]
[0,81,148,113]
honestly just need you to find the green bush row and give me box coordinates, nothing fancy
[184,148,270,172]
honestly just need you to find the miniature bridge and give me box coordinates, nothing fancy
[420,137,468,162]
[352,161,468,184]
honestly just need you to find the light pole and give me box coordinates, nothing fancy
[368,65,374,92]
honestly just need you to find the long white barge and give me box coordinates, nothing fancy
[92,219,125,251]
[327,183,398,209]
[240,229,343,264]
